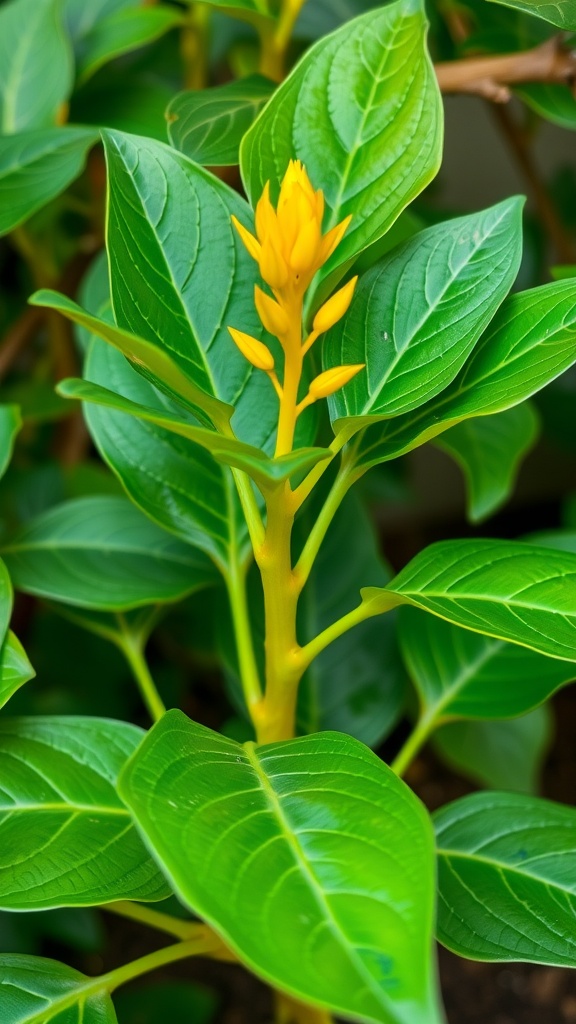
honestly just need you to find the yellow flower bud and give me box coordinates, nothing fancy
[228,327,274,371]
[231,215,261,263]
[260,234,289,290]
[319,215,352,264]
[254,286,291,338]
[290,218,321,274]
[309,364,365,400]
[313,276,358,335]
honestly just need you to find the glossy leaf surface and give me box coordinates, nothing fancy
[326,200,523,426]
[0,717,171,910]
[120,711,441,1024]
[241,0,442,282]
[3,495,218,611]
[77,6,183,82]
[0,405,20,479]
[487,0,576,30]
[435,792,576,964]
[167,76,275,166]
[0,632,35,710]
[0,954,118,1024]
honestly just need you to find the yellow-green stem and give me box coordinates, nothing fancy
[116,616,166,723]
[181,3,210,90]
[390,712,440,778]
[294,461,357,590]
[105,901,207,942]
[224,555,264,726]
[259,0,307,81]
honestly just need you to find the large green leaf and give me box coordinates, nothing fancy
[0,716,171,910]
[0,405,20,479]
[325,200,523,429]
[435,792,576,965]
[0,128,97,236]
[0,954,118,1024]
[398,607,575,721]
[2,495,218,611]
[515,83,576,131]
[77,6,183,83]
[363,538,576,662]
[167,76,275,167]
[435,403,539,523]
[64,0,134,45]
[0,0,73,133]
[119,712,442,1024]
[241,0,442,285]
[351,280,576,470]
[0,559,13,654]
[487,0,576,30]
[0,631,35,710]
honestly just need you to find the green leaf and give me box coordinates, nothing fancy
[77,6,183,83]
[64,0,134,45]
[241,0,442,285]
[0,129,97,236]
[71,70,175,143]
[0,559,13,654]
[515,83,576,131]
[182,0,276,13]
[0,0,73,133]
[0,405,20,480]
[363,538,576,662]
[435,403,539,523]
[167,76,275,166]
[487,0,576,30]
[0,954,118,1024]
[398,607,575,720]
[2,495,218,612]
[352,279,576,470]
[119,711,442,1024]
[0,716,171,910]
[551,264,576,280]
[0,631,35,711]
[435,792,576,965]
[326,200,523,432]
[433,707,552,794]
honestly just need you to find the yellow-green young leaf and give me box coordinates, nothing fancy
[0,0,73,133]
[0,631,35,710]
[77,6,183,83]
[241,0,442,285]
[2,496,218,611]
[352,280,576,470]
[0,405,20,478]
[435,792,576,965]
[0,717,171,910]
[487,0,576,30]
[119,712,443,1024]
[363,539,576,662]
[167,76,275,166]
[435,403,540,523]
[0,955,118,1024]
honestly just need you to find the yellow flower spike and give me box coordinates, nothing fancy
[313,276,358,335]
[260,234,289,290]
[290,218,322,275]
[320,215,353,264]
[255,286,291,339]
[228,327,275,371]
[308,364,365,400]
[231,215,261,263]
[255,182,276,241]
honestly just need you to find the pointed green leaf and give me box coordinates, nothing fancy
[77,6,184,83]
[326,200,523,430]
[64,0,134,45]
[0,954,118,1024]
[435,792,576,965]
[515,83,576,131]
[119,711,442,1024]
[0,0,73,133]
[167,76,275,166]
[0,631,35,710]
[241,0,442,283]
[0,405,20,479]
[0,559,13,654]
[435,403,539,523]
[2,496,218,611]
[352,280,576,470]
[487,0,576,30]
[363,538,576,662]
[0,716,171,910]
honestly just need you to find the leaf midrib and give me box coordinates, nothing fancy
[437,846,576,891]
[0,801,129,815]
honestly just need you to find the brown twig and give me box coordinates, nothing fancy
[0,306,44,382]
[435,36,576,102]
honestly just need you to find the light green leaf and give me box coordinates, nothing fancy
[0,560,13,655]
[167,76,275,166]
[515,83,576,130]
[64,0,134,45]
[2,495,218,611]
[0,716,171,910]
[326,200,523,430]
[77,6,184,83]
[352,280,576,470]
[398,607,575,720]
[120,711,442,1024]
[0,405,20,479]
[487,0,576,30]
[435,403,539,523]
[363,538,576,662]
[435,792,576,965]
[241,0,442,286]
[433,707,553,794]
[183,0,276,13]
[0,0,73,133]
[0,954,118,1024]
[0,129,97,236]
[0,631,35,710]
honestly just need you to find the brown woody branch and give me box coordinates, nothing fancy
[435,36,576,102]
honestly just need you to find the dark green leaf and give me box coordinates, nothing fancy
[0,716,171,910]
[70,71,175,143]
[120,711,442,1024]
[0,559,13,654]
[0,954,118,1023]
[77,6,183,83]
[167,76,275,166]
[0,632,35,710]
[487,0,576,30]
[64,0,134,46]
[435,792,576,964]
[0,405,20,480]
[516,83,576,130]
